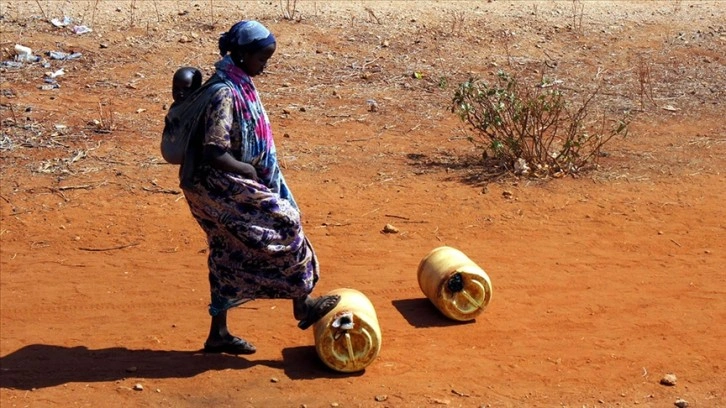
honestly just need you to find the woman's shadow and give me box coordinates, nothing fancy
[0,344,284,390]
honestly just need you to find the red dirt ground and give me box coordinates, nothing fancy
[1,1,724,407]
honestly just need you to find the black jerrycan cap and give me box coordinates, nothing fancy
[446,272,465,293]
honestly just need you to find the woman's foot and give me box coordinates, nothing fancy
[295,294,341,330]
[204,310,256,354]
[203,335,256,355]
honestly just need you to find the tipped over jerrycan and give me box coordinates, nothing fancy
[312,288,381,373]
[417,246,493,321]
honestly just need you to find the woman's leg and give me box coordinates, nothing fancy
[203,310,256,354]
[206,310,230,343]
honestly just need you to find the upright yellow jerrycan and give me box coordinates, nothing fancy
[312,288,382,373]
[417,246,493,321]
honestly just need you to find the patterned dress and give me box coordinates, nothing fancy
[180,56,319,316]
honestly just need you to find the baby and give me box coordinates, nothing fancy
[172,67,203,103]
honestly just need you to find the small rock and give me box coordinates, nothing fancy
[502,190,513,199]
[674,398,689,408]
[133,383,143,391]
[374,394,388,402]
[270,377,279,383]
[660,373,677,386]
[330,403,340,407]
[367,99,379,112]
[382,224,399,234]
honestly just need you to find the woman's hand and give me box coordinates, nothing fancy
[203,145,259,182]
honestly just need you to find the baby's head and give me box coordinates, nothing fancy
[172,67,203,102]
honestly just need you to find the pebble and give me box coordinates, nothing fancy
[674,398,689,408]
[382,224,399,234]
[660,373,677,386]
[270,377,279,383]
[133,383,143,391]
[374,394,388,402]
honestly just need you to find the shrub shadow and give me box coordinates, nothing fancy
[0,344,284,390]
[392,298,475,328]
[406,152,509,187]
[281,346,365,380]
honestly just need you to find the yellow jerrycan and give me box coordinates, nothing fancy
[312,288,382,373]
[417,246,493,321]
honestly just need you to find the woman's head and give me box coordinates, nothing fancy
[218,20,276,76]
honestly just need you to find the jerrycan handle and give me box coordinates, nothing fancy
[331,312,373,364]
[447,272,484,311]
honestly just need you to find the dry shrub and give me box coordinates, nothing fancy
[451,71,631,178]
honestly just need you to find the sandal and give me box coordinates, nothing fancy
[297,294,341,330]
[203,336,256,355]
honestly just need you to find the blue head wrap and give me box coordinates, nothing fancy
[218,20,276,56]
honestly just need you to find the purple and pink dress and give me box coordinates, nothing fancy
[178,56,319,316]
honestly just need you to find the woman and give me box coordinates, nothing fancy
[177,20,339,355]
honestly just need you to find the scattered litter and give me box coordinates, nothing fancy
[14,44,40,63]
[50,16,73,27]
[47,51,82,61]
[47,69,65,79]
[72,25,93,35]
[1,61,25,69]
[39,83,60,91]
